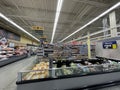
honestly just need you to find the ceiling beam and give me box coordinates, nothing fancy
[68,5,93,29]
[25,20,70,25]
[59,5,92,40]
[6,15,83,24]
[10,0,31,27]
[1,4,76,16]
[72,0,109,8]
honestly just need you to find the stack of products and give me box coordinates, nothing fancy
[0,37,29,61]
[0,37,15,60]
[23,61,49,80]
[0,46,14,60]
[14,46,27,56]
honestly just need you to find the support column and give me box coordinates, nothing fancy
[87,32,91,59]
[109,11,117,37]
[102,17,108,38]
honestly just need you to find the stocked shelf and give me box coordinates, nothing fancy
[0,37,32,66]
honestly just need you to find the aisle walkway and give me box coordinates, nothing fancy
[98,85,120,90]
[0,56,36,90]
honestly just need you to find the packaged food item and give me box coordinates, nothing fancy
[24,61,49,80]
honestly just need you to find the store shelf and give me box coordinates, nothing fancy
[44,49,53,52]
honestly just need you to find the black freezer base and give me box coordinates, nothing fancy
[16,70,120,90]
[0,54,27,67]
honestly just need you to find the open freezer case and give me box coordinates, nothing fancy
[16,57,120,90]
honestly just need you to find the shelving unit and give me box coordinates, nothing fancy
[36,47,44,56]
[0,41,28,67]
[0,47,14,59]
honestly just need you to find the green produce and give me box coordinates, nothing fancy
[70,63,77,68]
[61,65,73,75]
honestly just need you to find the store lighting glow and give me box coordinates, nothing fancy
[66,24,120,43]
[50,0,64,44]
[0,12,39,42]
[60,2,120,42]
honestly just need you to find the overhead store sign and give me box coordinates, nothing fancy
[31,26,44,36]
[40,35,47,38]
[31,26,44,30]
[40,35,47,43]
[103,41,117,49]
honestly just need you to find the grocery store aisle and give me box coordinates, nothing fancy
[0,56,35,90]
[98,85,120,90]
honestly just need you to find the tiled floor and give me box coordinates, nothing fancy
[0,56,35,90]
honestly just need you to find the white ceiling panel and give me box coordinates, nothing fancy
[0,0,119,43]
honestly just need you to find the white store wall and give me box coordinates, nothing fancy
[96,37,120,60]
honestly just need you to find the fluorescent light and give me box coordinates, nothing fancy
[0,12,39,42]
[60,2,120,42]
[50,0,64,44]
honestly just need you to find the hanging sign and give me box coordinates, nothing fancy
[40,35,47,38]
[103,41,117,49]
[31,26,44,30]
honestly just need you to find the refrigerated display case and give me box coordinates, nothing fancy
[0,38,28,67]
[16,58,120,90]
[0,54,27,67]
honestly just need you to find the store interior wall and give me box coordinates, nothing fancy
[20,36,39,45]
[96,39,120,60]
[0,27,39,46]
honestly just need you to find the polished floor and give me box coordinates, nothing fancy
[0,56,120,90]
[98,85,120,90]
[0,56,35,90]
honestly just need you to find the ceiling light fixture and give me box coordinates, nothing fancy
[60,2,120,42]
[0,12,39,42]
[50,0,64,44]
